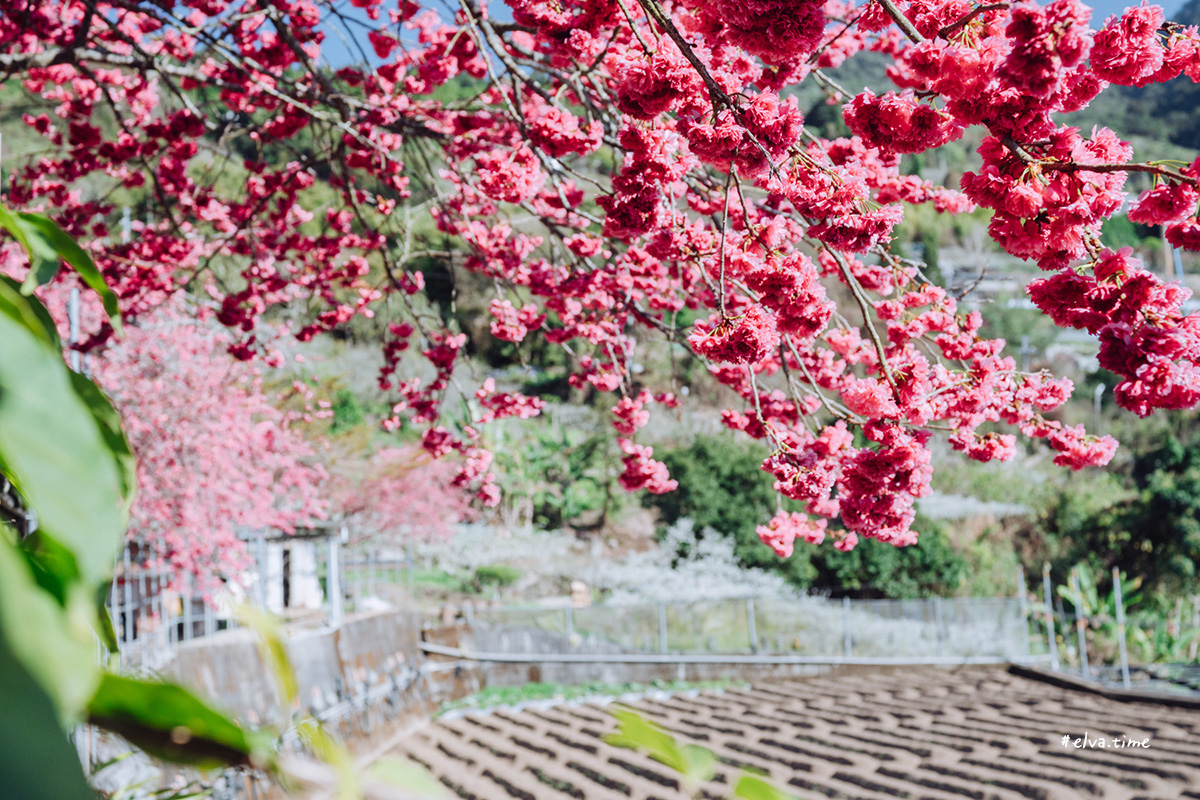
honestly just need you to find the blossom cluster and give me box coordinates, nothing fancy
[4,0,1200,573]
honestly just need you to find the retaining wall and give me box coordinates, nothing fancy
[161,610,480,740]
[468,625,830,686]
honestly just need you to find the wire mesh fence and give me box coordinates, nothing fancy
[105,533,414,668]
[473,594,1038,662]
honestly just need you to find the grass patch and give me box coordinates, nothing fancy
[410,568,465,592]
[438,679,744,716]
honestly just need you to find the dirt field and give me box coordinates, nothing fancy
[393,666,1200,800]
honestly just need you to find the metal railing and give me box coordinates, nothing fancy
[105,536,414,667]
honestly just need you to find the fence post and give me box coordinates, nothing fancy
[328,536,343,627]
[121,546,133,646]
[255,534,267,608]
[746,597,758,654]
[1070,568,1090,679]
[842,596,852,658]
[1190,595,1199,662]
[204,596,215,638]
[1016,568,1030,659]
[565,604,574,640]
[1113,567,1131,690]
[68,287,81,372]
[183,574,194,641]
[658,602,668,654]
[933,596,945,658]
[1042,563,1060,670]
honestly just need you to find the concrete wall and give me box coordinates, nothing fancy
[159,613,830,747]
[162,610,479,739]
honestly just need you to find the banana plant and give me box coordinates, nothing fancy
[1056,563,1143,628]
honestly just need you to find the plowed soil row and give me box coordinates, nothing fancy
[392,666,1200,800]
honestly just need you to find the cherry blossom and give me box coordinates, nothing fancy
[4,0,1199,568]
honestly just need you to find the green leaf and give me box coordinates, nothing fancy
[0,606,95,800]
[0,275,60,348]
[16,533,83,610]
[294,720,358,800]
[606,708,716,780]
[0,294,128,585]
[0,535,100,722]
[94,589,121,654]
[68,370,137,513]
[734,774,797,800]
[234,604,298,710]
[0,209,122,333]
[0,202,34,261]
[366,757,449,799]
[678,744,716,783]
[87,673,275,771]
[606,708,683,770]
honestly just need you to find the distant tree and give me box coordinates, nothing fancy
[1037,433,1200,593]
[329,444,471,545]
[648,435,966,597]
[95,300,328,589]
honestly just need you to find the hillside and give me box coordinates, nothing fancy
[1063,0,1200,151]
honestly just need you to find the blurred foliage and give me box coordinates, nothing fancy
[977,298,1060,363]
[1032,432,1200,596]
[329,387,366,433]
[645,435,968,598]
[1100,214,1159,252]
[0,206,267,798]
[606,708,796,800]
[0,206,442,799]
[492,420,621,530]
[471,564,521,592]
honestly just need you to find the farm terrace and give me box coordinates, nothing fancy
[394,665,1200,799]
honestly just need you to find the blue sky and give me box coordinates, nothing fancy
[313,0,1194,69]
[1092,0,1187,19]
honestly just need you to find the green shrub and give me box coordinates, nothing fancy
[646,435,968,598]
[329,387,365,433]
[808,522,967,598]
[493,421,620,530]
[1034,433,1200,595]
[472,564,521,592]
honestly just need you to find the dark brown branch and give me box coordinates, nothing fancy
[0,48,240,90]
[1002,137,1196,184]
[937,3,1009,39]
[875,0,926,43]
[633,0,736,112]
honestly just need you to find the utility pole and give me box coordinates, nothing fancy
[1018,335,1036,373]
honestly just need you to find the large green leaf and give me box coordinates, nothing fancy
[235,604,298,709]
[67,371,137,513]
[0,275,61,348]
[87,673,275,771]
[0,292,127,584]
[606,708,715,782]
[0,209,122,333]
[0,535,100,721]
[734,774,797,800]
[0,203,34,262]
[17,533,82,608]
[0,607,95,800]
